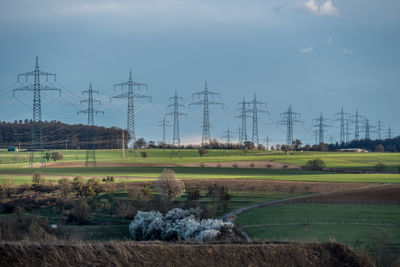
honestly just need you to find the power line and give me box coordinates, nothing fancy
[235,97,251,144]
[157,116,170,145]
[386,125,393,139]
[111,70,151,156]
[376,120,383,140]
[77,82,104,166]
[334,106,350,144]
[249,93,267,146]
[11,57,61,167]
[279,105,301,146]
[313,112,332,144]
[166,91,186,157]
[222,126,234,145]
[350,109,363,141]
[189,81,223,147]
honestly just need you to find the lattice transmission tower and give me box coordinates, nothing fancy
[111,70,151,156]
[222,127,234,146]
[250,93,267,146]
[78,83,104,167]
[279,105,301,146]
[189,82,223,147]
[157,115,170,146]
[386,125,393,139]
[345,119,351,143]
[376,120,383,140]
[350,109,363,141]
[334,107,350,144]
[236,97,251,144]
[313,112,331,144]
[361,118,375,140]
[166,91,186,157]
[12,57,61,167]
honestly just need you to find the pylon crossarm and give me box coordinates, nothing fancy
[12,84,61,97]
[189,101,203,106]
[111,93,129,100]
[17,71,56,81]
[113,82,130,89]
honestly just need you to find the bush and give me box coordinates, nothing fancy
[374,163,386,173]
[198,148,209,157]
[141,151,148,158]
[67,199,91,225]
[129,208,235,242]
[304,159,326,171]
[374,144,385,152]
[32,172,46,185]
[51,151,63,161]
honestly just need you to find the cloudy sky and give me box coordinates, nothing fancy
[0,0,399,145]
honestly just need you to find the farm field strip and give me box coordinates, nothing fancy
[1,166,400,184]
[236,203,400,256]
[1,150,400,170]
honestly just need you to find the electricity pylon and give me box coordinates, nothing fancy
[12,57,61,167]
[236,97,251,144]
[334,107,350,144]
[376,120,383,140]
[313,112,331,144]
[360,118,375,140]
[345,119,351,143]
[236,126,242,143]
[350,109,363,141]
[386,125,393,139]
[222,127,234,146]
[279,105,301,146]
[111,70,151,156]
[166,91,186,157]
[78,83,103,167]
[189,82,223,147]
[250,93,267,146]
[157,115,170,146]
[313,129,319,145]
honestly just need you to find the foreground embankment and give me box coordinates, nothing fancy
[0,241,373,267]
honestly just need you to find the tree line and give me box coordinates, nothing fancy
[0,120,128,149]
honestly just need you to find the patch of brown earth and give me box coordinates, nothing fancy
[301,184,400,203]
[43,160,300,169]
[183,179,376,194]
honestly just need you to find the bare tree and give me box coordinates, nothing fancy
[154,169,185,201]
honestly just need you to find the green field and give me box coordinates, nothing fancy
[1,166,400,184]
[236,204,400,257]
[1,149,400,171]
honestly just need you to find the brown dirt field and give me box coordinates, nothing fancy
[301,184,400,203]
[43,160,301,169]
[0,241,373,267]
[183,179,377,194]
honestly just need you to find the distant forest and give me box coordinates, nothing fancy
[1,120,399,152]
[0,120,128,149]
[329,137,400,152]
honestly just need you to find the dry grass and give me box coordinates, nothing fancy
[0,240,374,267]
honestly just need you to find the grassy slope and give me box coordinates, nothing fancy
[236,204,400,255]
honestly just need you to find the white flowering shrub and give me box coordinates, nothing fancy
[129,208,234,242]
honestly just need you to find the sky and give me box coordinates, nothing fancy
[0,0,399,146]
